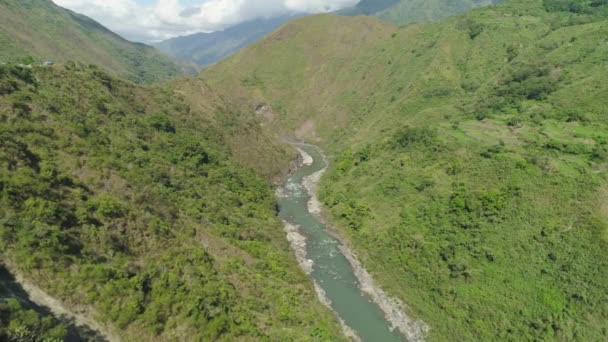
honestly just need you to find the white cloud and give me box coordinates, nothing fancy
[52,0,360,43]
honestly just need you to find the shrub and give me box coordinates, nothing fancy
[11,100,32,117]
[395,126,438,148]
[22,198,59,224]
[94,195,125,219]
[497,63,558,101]
[466,20,484,39]
[0,298,66,341]
[424,86,452,98]
[446,161,464,175]
[507,117,523,127]
[480,144,504,158]
[149,112,176,133]
[415,178,435,192]
[543,0,608,16]
[9,65,36,84]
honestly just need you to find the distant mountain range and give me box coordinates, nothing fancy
[0,0,181,83]
[155,0,504,69]
[155,15,302,69]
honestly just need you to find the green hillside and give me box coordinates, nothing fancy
[338,0,503,24]
[0,0,181,83]
[0,62,343,341]
[155,15,301,68]
[202,0,608,340]
[155,0,503,69]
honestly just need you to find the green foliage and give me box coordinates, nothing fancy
[0,0,181,83]
[340,0,501,25]
[477,61,560,116]
[395,126,438,148]
[0,298,67,341]
[0,64,342,341]
[203,0,608,340]
[148,112,176,133]
[93,195,125,219]
[464,19,485,39]
[499,62,559,100]
[334,199,372,230]
[543,0,608,16]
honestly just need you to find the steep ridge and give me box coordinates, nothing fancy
[0,0,181,83]
[0,63,344,341]
[202,0,608,340]
[168,77,294,180]
[202,14,398,139]
[156,15,302,68]
[156,0,505,69]
[336,0,401,16]
[338,0,504,24]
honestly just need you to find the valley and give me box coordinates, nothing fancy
[1,0,608,341]
[277,144,426,341]
[202,0,608,340]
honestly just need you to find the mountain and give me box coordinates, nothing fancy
[156,0,505,69]
[202,0,608,340]
[335,0,402,16]
[0,0,181,83]
[156,15,301,68]
[0,1,348,340]
[338,0,504,24]
[0,62,344,340]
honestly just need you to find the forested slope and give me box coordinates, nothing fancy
[0,0,181,83]
[203,0,608,340]
[0,63,343,341]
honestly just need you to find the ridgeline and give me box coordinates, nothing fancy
[203,0,608,340]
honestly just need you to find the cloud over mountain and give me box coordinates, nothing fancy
[53,0,360,42]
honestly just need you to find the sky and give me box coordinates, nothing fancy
[53,0,360,43]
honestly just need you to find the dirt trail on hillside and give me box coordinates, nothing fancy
[1,265,119,342]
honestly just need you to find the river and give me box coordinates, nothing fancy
[277,144,425,342]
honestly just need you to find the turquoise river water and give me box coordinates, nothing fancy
[277,144,405,342]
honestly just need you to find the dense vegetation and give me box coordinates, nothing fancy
[203,0,608,340]
[0,0,181,83]
[0,63,343,340]
[337,0,503,24]
[0,298,66,341]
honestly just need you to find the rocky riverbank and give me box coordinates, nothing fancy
[295,144,429,341]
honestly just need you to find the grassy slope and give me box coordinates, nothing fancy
[0,0,181,83]
[202,14,398,139]
[338,0,502,24]
[0,63,343,341]
[202,0,608,340]
[376,0,500,24]
[168,77,294,180]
